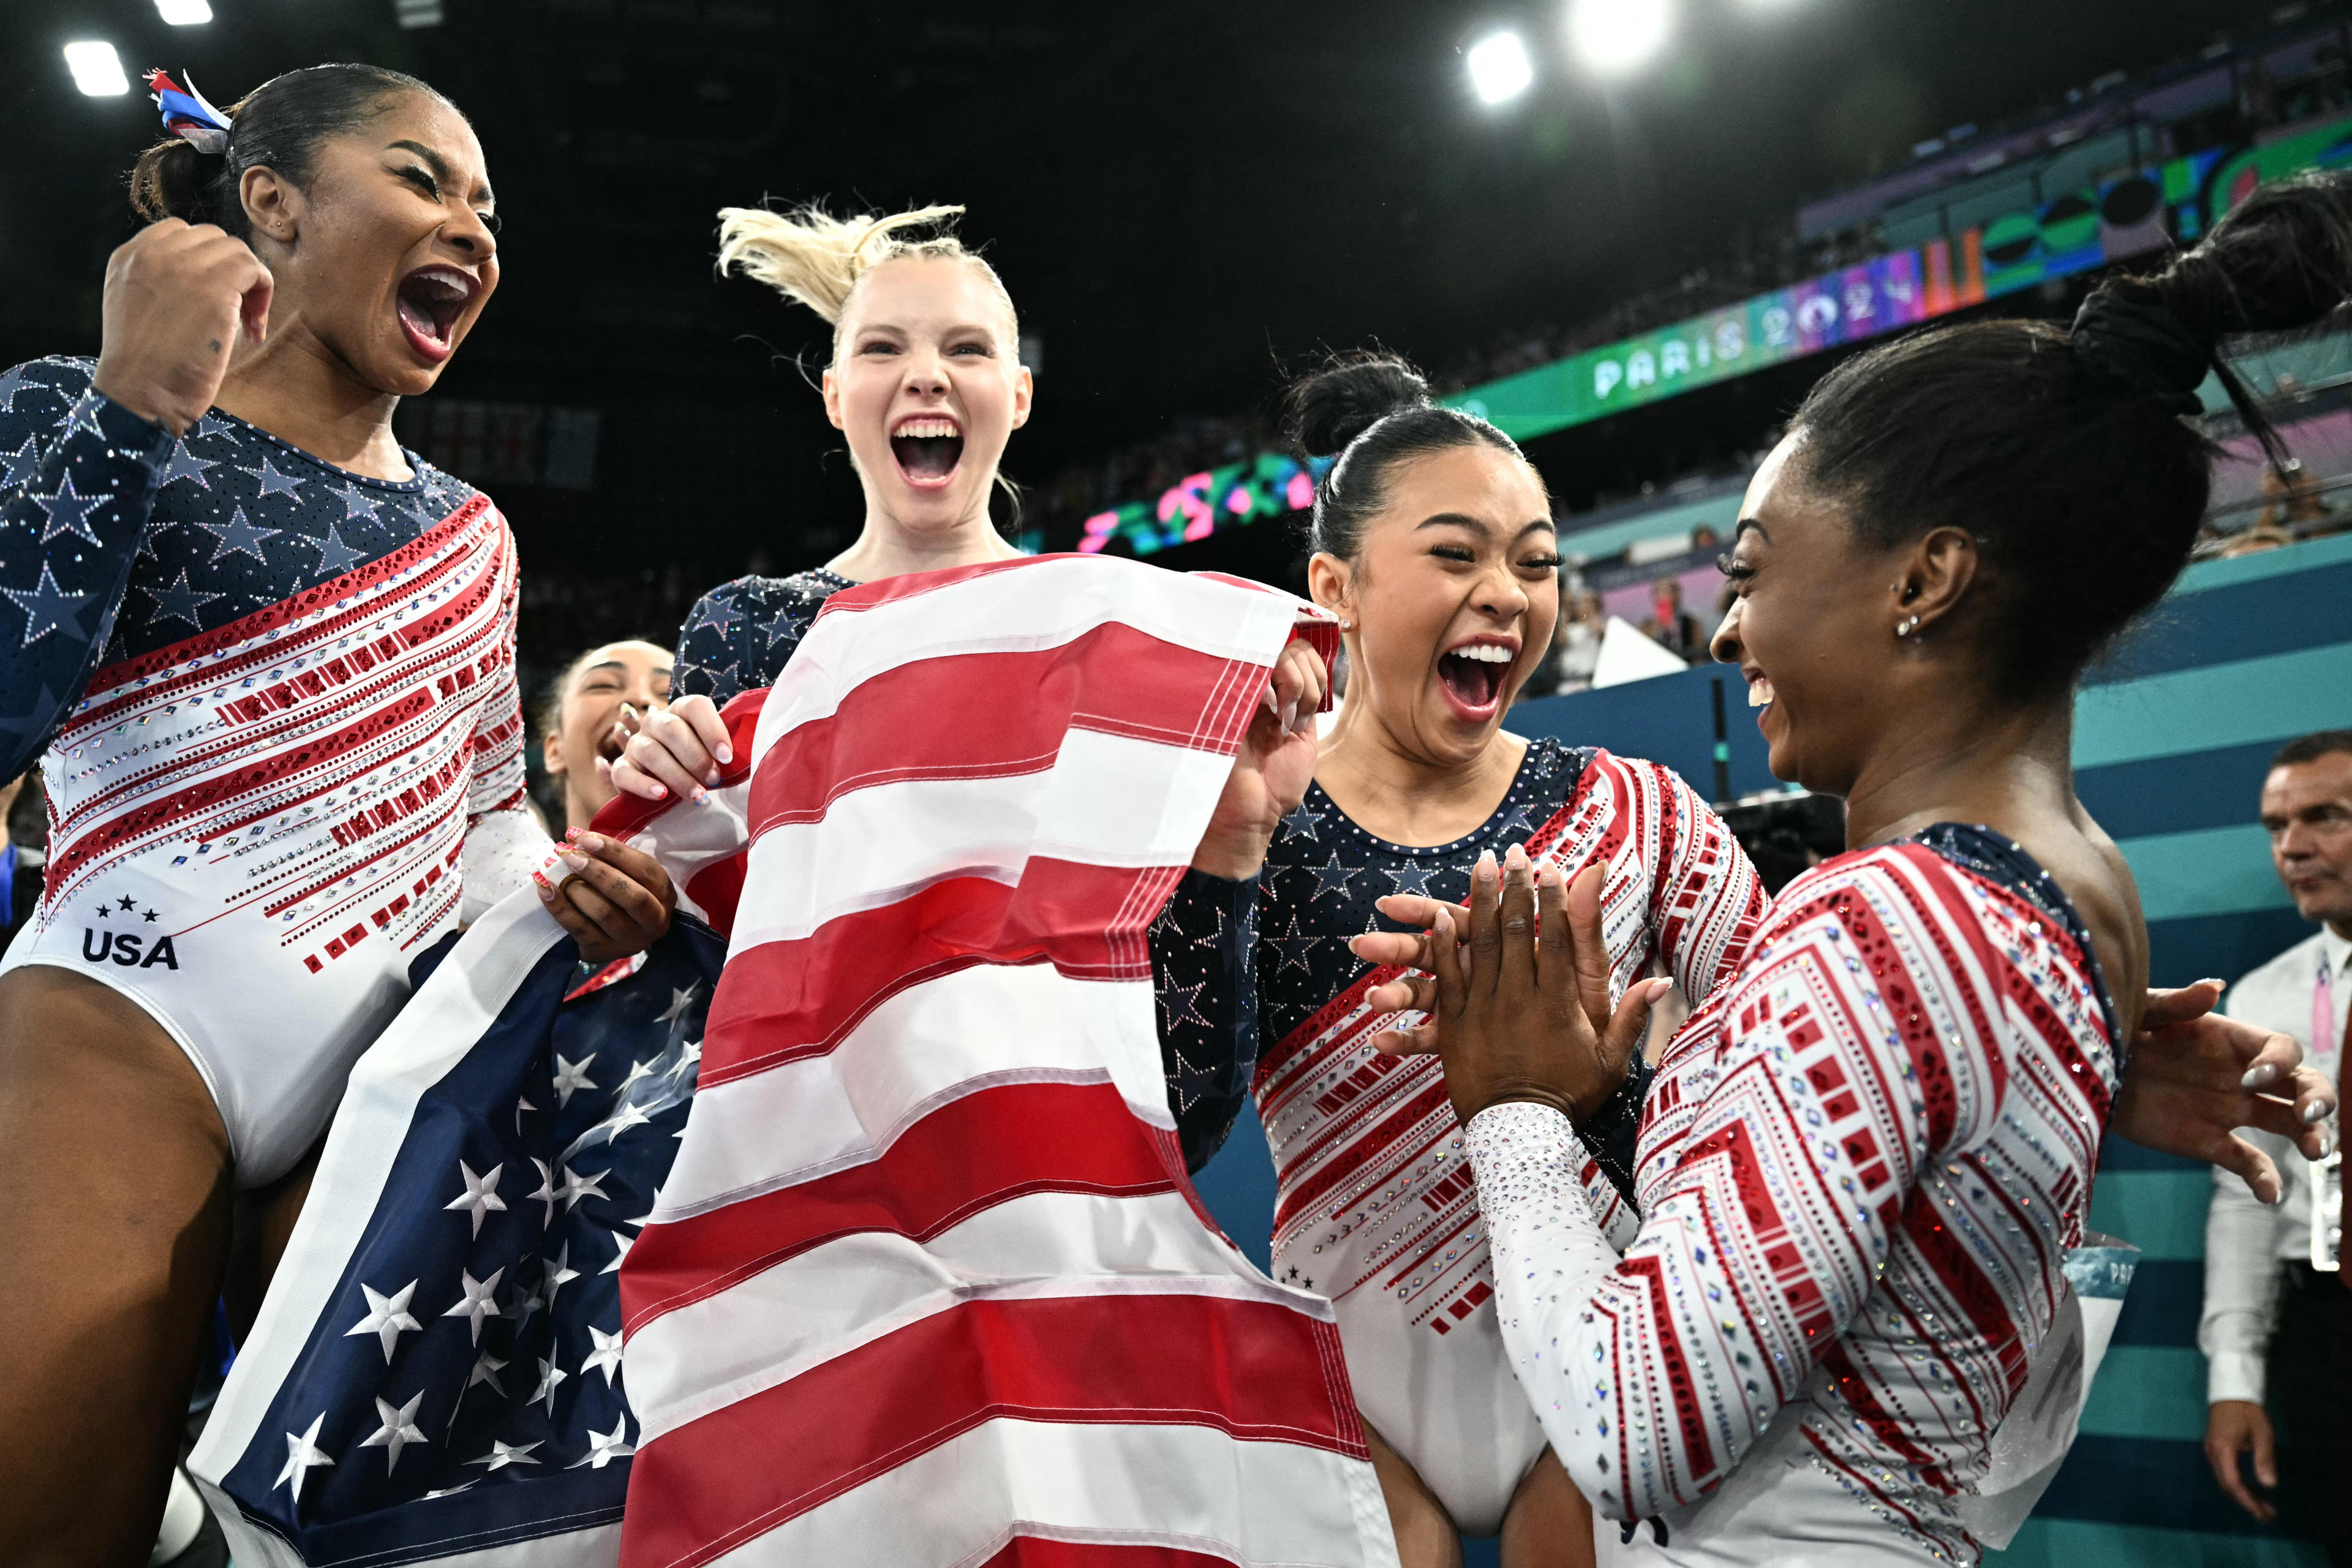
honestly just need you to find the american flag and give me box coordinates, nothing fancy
[193,555,1393,1567]
[609,556,1389,1567]
[188,897,726,1564]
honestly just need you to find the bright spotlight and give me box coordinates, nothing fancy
[155,0,214,22]
[63,42,130,97]
[1468,32,1536,105]
[1568,0,1673,74]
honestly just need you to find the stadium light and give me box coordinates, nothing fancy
[1568,0,1673,74]
[1467,32,1535,105]
[156,0,215,22]
[64,42,130,97]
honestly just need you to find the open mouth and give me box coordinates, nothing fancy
[1746,673,1776,712]
[396,265,477,363]
[890,415,963,489]
[1437,639,1516,720]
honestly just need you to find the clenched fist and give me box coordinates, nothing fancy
[92,219,273,435]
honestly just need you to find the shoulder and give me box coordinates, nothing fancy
[0,357,100,435]
[677,571,845,695]
[401,450,482,510]
[2226,929,2328,1023]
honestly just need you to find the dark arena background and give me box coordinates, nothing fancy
[7,2,2352,1564]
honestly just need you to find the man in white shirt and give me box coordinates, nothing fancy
[2202,729,2352,1550]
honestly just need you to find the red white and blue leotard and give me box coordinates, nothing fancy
[1152,741,1765,1532]
[0,359,545,1185]
[1468,825,2120,1564]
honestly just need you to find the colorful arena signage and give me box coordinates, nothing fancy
[1068,113,2352,553]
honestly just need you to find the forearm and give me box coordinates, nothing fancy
[1152,867,1262,1173]
[2201,1166,2288,1404]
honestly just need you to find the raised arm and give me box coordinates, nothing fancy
[1,223,274,779]
[1149,869,1264,1173]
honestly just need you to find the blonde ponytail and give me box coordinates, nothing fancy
[715,201,1017,356]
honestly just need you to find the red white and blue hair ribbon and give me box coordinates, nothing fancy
[146,69,233,156]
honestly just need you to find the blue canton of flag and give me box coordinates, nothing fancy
[189,895,724,1566]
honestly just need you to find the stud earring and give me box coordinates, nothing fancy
[1340,618,1354,630]
[1896,615,1921,638]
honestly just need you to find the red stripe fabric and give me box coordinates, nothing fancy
[619,1293,1363,1568]
[699,862,1179,1087]
[977,1540,1250,1568]
[621,1079,1180,1334]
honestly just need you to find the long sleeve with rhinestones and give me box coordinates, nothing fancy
[1148,866,1262,1173]
[1466,842,2115,1546]
[673,571,848,706]
[0,359,175,780]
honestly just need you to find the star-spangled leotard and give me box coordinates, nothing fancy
[1468,825,2120,1564]
[1150,738,1766,1532]
[0,357,546,1185]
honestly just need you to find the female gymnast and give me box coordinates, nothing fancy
[539,638,674,832]
[0,66,667,1561]
[616,198,1326,944]
[1357,175,2352,1564]
[1148,355,1765,1568]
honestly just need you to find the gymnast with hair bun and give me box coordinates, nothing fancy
[0,65,669,1560]
[1351,174,2352,1564]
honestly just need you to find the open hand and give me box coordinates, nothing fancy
[532,828,676,964]
[2113,979,2335,1205]
[1374,842,1666,1126]
[1191,638,1326,880]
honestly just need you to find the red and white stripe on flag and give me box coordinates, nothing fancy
[597,557,1392,1567]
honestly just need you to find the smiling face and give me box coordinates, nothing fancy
[542,641,673,830]
[242,90,498,395]
[2261,752,2352,932]
[822,255,1031,535]
[1313,444,1559,766]
[1708,432,1924,793]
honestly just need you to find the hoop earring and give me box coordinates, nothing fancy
[1896,615,1921,638]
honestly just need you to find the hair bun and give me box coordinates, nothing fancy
[1284,354,1430,460]
[2155,171,2352,344]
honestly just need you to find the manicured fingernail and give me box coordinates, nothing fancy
[649,782,667,799]
[1476,850,1496,880]
[1504,842,1528,870]
[1281,701,1298,731]
[565,827,581,842]
[2303,1099,2329,1125]
[715,741,733,764]
[1435,908,1453,937]
[2199,978,2225,989]
[2244,1063,2281,1088]
[576,832,605,852]
[1650,978,1673,1001]
[531,871,555,897]
[557,850,588,873]
[691,785,707,804]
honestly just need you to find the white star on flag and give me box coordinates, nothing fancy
[342,1280,423,1362]
[582,1323,625,1385]
[465,1438,543,1472]
[465,1351,508,1396]
[663,1037,703,1084]
[514,1091,535,1136]
[530,1354,568,1417]
[653,984,699,1025]
[442,1159,507,1237]
[358,1390,428,1473]
[613,1055,657,1096]
[550,1052,598,1107]
[589,1101,652,1145]
[601,1227,635,1275]
[274,1412,334,1502]
[541,1242,582,1309]
[440,1267,505,1344]
[558,1165,609,1213]
[527,1157,558,1227]
[570,1414,635,1469]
